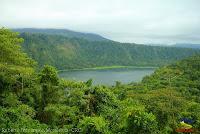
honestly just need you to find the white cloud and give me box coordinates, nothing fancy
[0,0,200,44]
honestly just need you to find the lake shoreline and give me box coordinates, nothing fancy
[58,66,159,72]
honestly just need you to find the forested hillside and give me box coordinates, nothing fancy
[20,32,200,69]
[1,28,200,133]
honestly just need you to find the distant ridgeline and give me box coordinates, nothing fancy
[172,43,200,49]
[13,28,109,41]
[14,28,200,69]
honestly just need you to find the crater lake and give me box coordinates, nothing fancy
[59,67,156,85]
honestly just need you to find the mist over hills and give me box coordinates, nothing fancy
[172,43,200,49]
[1,0,200,132]
[147,43,200,49]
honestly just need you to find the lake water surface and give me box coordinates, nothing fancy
[59,68,155,85]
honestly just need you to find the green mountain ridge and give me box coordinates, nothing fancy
[13,28,109,41]
[20,32,200,69]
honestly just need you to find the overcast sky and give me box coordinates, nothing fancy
[1,0,200,44]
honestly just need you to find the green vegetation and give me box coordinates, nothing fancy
[59,65,158,72]
[1,28,200,133]
[20,32,199,69]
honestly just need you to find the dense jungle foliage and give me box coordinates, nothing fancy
[0,28,200,133]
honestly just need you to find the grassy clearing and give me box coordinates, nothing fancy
[58,65,158,72]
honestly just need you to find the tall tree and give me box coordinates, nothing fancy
[0,28,35,66]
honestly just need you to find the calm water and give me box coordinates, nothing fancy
[59,68,155,85]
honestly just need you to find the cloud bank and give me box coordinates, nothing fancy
[1,0,200,44]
